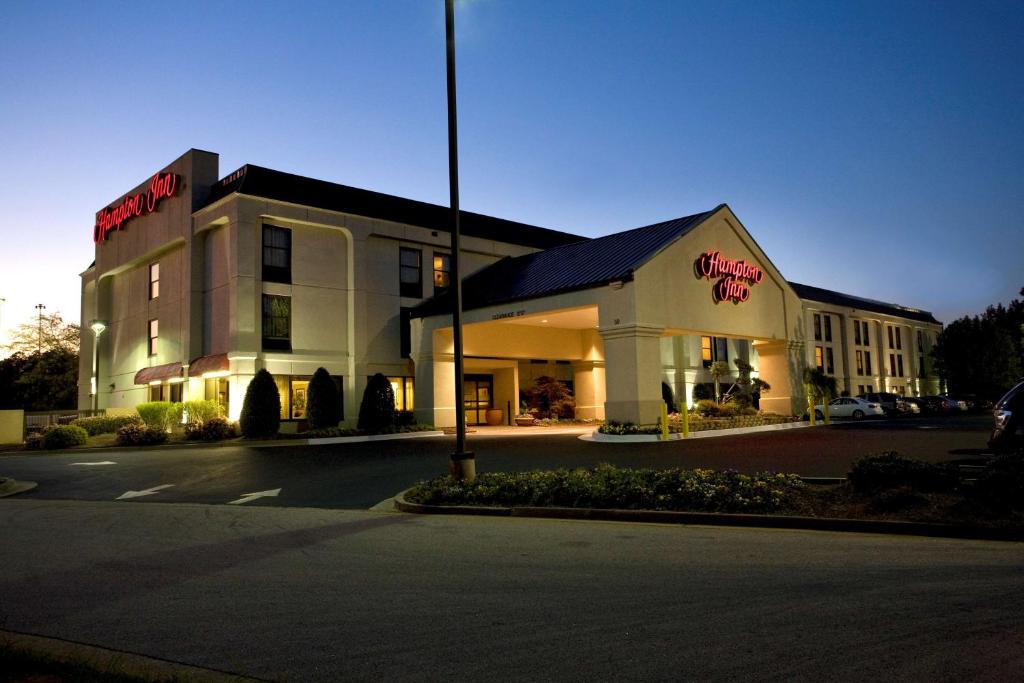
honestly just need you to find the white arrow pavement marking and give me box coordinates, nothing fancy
[70,461,117,466]
[227,488,281,505]
[116,484,175,500]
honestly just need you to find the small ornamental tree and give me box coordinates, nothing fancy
[240,369,281,438]
[803,367,838,423]
[307,367,342,429]
[358,373,396,433]
[709,360,731,403]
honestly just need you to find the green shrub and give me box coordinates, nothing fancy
[239,369,281,438]
[70,414,143,436]
[970,453,1024,512]
[183,400,222,426]
[135,401,181,430]
[358,373,396,433]
[115,423,168,447]
[41,425,89,450]
[599,421,662,435]
[24,434,44,450]
[306,367,343,429]
[185,416,236,441]
[847,452,959,494]
[407,464,805,513]
[396,410,417,428]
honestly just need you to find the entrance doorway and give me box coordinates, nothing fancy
[463,374,493,426]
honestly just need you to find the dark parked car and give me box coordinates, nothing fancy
[856,392,906,416]
[989,380,1024,452]
[922,395,960,413]
[902,396,930,414]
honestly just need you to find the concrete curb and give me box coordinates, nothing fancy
[304,430,445,446]
[581,420,814,443]
[0,478,37,497]
[0,628,265,682]
[393,490,1024,542]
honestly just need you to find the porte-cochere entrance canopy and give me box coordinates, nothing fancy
[411,204,808,428]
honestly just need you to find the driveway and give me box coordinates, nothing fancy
[0,414,993,509]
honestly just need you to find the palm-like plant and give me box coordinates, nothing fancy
[803,367,838,423]
[709,360,731,403]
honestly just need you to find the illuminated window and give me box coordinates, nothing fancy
[149,263,159,300]
[433,253,451,293]
[148,319,158,356]
[262,294,291,351]
[823,315,832,342]
[272,374,343,420]
[813,314,822,341]
[815,346,824,371]
[701,336,713,366]
[700,336,728,368]
[856,350,864,375]
[204,377,229,416]
[388,376,415,411]
[399,247,422,298]
[262,225,291,284]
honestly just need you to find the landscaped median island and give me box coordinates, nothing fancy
[402,452,1024,538]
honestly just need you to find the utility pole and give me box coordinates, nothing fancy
[445,0,474,481]
[35,303,46,354]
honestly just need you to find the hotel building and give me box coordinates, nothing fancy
[79,149,941,428]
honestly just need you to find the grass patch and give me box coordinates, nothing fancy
[0,641,181,682]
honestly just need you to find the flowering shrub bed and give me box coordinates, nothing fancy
[406,464,805,513]
[305,424,438,438]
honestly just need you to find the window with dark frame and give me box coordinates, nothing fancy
[895,328,902,350]
[862,321,870,346]
[433,252,451,293]
[865,351,872,375]
[856,350,864,374]
[889,353,897,376]
[813,314,822,341]
[148,319,158,356]
[888,326,894,349]
[262,225,292,284]
[897,355,904,377]
[854,320,861,345]
[825,347,834,374]
[399,247,422,298]
[917,330,924,352]
[149,263,159,300]
[823,315,832,342]
[262,294,291,351]
[919,355,925,376]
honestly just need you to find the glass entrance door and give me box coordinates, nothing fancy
[463,375,493,426]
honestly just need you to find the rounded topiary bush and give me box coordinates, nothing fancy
[41,425,89,450]
[358,373,395,433]
[201,417,236,441]
[306,367,342,429]
[847,451,958,494]
[240,369,281,438]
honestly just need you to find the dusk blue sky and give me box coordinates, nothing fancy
[1,1,1021,345]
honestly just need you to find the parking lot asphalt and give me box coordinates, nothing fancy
[0,414,994,510]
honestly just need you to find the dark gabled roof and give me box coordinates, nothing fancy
[412,207,720,317]
[204,164,583,250]
[789,282,940,325]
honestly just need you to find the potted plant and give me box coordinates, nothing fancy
[515,401,536,426]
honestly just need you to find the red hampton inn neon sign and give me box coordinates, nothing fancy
[93,172,181,244]
[695,250,764,303]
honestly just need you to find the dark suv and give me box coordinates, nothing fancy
[857,392,905,416]
[989,380,1024,452]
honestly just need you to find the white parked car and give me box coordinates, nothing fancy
[812,397,885,420]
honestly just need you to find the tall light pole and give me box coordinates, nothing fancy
[445,0,475,481]
[89,320,107,413]
[35,303,46,353]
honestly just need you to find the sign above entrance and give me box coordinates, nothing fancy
[695,250,764,304]
[94,172,181,244]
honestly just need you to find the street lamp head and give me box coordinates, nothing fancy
[90,319,108,336]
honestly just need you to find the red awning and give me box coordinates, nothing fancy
[188,353,229,376]
[133,362,183,385]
